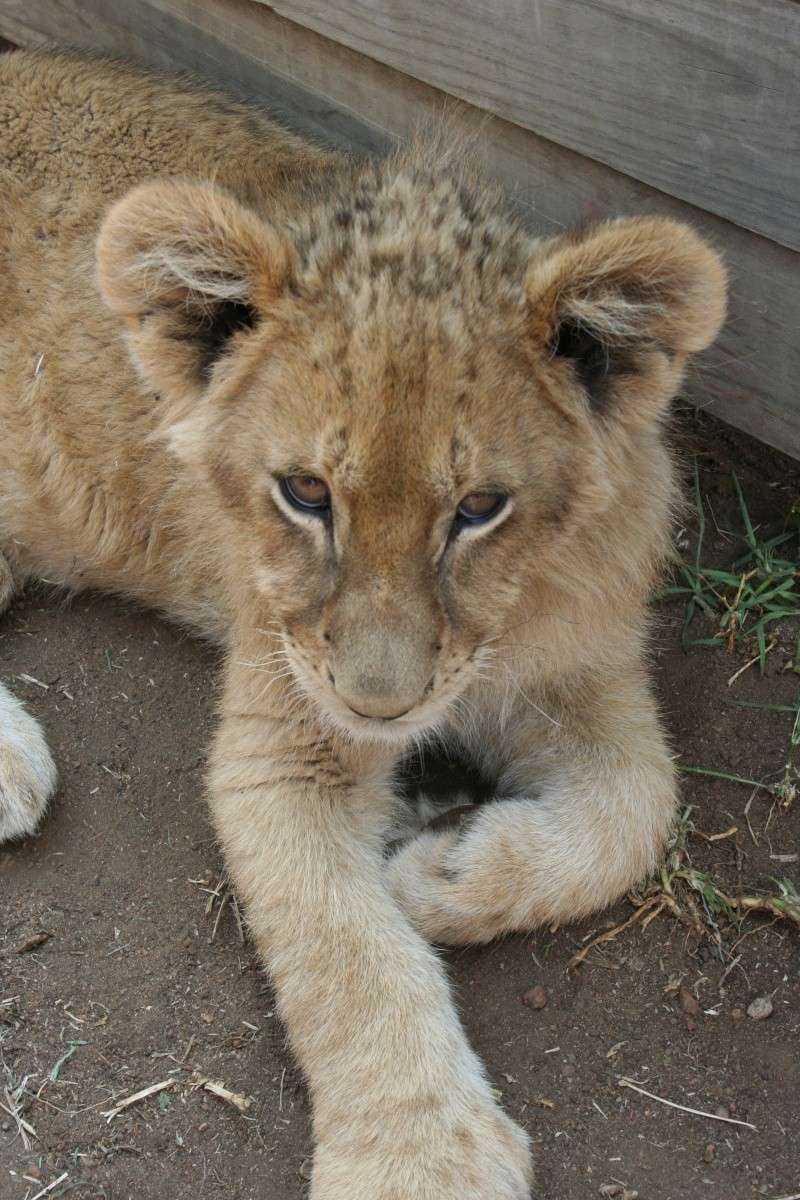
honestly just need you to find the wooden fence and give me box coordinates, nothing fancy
[1,0,798,455]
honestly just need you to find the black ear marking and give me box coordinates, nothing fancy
[552,319,618,414]
[193,300,259,379]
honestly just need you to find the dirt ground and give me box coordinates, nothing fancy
[1,408,798,1200]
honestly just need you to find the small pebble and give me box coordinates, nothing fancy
[731,1007,745,1022]
[299,1158,313,1181]
[715,1104,730,1119]
[522,985,548,1010]
[746,995,773,1021]
[703,1142,716,1163]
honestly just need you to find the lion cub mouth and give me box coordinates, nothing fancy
[282,639,470,745]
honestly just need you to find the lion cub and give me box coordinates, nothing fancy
[0,49,726,1199]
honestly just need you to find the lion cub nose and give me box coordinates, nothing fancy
[326,613,439,722]
[337,677,416,721]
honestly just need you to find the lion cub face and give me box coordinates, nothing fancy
[97,167,725,741]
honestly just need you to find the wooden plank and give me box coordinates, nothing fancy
[263,0,800,253]
[0,0,798,458]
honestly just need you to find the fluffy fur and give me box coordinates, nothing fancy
[0,49,727,1199]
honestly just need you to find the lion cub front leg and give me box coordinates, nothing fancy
[209,624,533,1200]
[388,663,678,944]
[0,551,57,842]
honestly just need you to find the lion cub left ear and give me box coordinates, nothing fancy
[526,217,727,419]
[96,180,292,403]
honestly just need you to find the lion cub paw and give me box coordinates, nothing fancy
[310,1096,533,1199]
[386,826,481,943]
[0,685,57,841]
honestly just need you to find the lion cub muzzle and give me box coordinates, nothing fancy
[325,592,441,722]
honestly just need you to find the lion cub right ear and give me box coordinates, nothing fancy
[96,180,292,406]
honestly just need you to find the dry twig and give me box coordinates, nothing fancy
[568,897,665,970]
[1,1076,37,1149]
[618,1077,756,1129]
[28,1173,69,1200]
[101,1079,174,1122]
[190,1072,251,1113]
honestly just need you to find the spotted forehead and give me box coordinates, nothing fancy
[316,410,490,500]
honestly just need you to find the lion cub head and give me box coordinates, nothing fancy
[96,159,725,742]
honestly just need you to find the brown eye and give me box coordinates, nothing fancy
[456,492,507,525]
[281,475,331,513]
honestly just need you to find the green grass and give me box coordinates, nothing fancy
[644,473,800,950]
[661,464,800,807]
[573,470,800,967]
[660,462,800,667]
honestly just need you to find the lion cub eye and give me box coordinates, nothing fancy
[456,493,507,525]
[281,475,331,513]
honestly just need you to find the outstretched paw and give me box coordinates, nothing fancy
[311,1089,533,1199]
[0,686,57,842]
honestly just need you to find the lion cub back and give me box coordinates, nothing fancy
[0,49,332,204]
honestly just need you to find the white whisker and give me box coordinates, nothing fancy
[502,665,561,728]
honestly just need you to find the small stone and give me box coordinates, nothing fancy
[679,985,700,1017]
[522,985,548,1010]
[679,985,700,1030]
[16,930,52,954]
[299,1158,313,1181]
[746,995,773,1021]
[731,1007,745,1022]
[715,1104,730,1119]
[703,1142,716,1163]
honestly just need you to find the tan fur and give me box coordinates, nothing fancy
[0,50,727,1198]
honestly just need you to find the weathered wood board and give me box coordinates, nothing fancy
[264,0,800,254]
[0,0,798,458]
